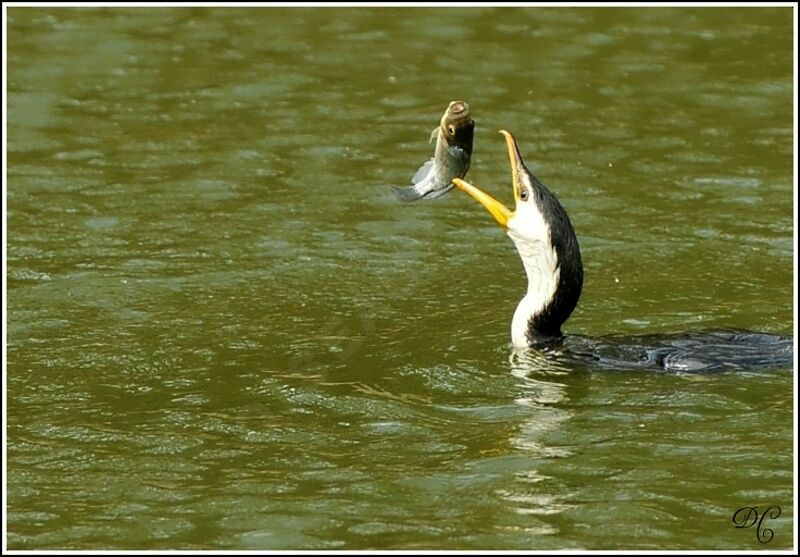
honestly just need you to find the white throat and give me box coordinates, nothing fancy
[507,208,560,348]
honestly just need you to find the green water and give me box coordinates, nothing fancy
[5,6,795,550]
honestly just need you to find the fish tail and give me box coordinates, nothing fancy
[391,185,426,202]
[418,184,454,200]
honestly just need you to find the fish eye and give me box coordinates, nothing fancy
[519,189,529,201]
[447,125,455,135]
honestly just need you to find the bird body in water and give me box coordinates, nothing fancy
[453,131,793,372]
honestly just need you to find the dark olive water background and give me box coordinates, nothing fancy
[6,6,795,550]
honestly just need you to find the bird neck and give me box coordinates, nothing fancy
[509,232,562,347]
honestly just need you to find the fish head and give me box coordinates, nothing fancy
[440,100,474,154]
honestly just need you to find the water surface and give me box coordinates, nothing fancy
[6,6,795,550]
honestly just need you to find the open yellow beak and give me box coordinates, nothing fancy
[452,177,512,229]
[452,129,524,230]
[498,129,526,200]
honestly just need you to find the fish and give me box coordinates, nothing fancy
[392,100,475,202]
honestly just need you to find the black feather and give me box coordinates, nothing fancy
[524,170,583,343]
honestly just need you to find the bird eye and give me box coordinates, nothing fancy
[519,189,529,201]
[447,125,455,135]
